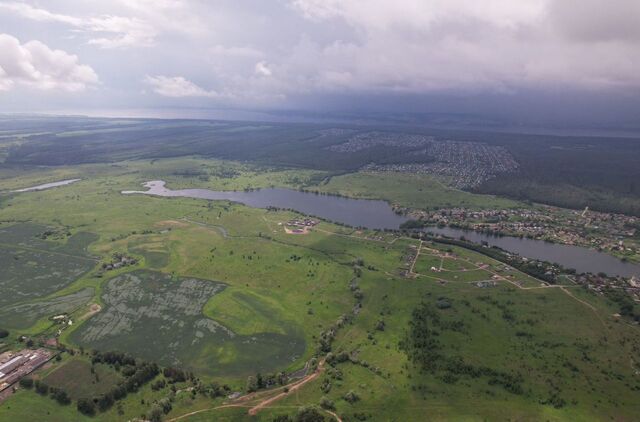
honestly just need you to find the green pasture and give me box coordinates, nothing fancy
[44,358,123,400]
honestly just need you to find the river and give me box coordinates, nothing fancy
[425,227,640,278]
[123,180,640,278]
[123,180,408,229]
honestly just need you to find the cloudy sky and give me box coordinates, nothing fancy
[0,0,639,126]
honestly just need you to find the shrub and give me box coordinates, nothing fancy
[19,377,34,389]
[319,396,335,410]
[34,380,49,395]
[344,390,360,404]
[77,398,96,416]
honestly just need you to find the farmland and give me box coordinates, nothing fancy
[71,270,305,376]
[0,223,97,308]
[0,288,94,330]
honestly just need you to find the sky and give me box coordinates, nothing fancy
[0,0,639,128]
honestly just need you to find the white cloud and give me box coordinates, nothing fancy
[254,61,272,77]
[210,45,264,59]
[0,2,156,48]
[85,15,156,49]
[291,0,547,30]
[0,33,98,92]
[1,0,639,112]
[0,1,81,25]
[144,75,221,98]
[115,0,206,38]
[285,0,640,92]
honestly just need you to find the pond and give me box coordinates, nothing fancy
[123,180,640,277]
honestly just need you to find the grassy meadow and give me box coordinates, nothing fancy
[0,158,638,421]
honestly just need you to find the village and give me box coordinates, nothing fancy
[404,205,640,263]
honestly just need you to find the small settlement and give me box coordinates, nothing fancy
[284,218,318,234]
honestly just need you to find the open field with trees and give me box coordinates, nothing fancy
[43,358,123,400]
[0,121,638,420]
[2,115,639,214]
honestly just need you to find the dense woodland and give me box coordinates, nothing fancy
[2,116,640,215]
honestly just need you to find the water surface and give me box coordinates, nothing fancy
[123,180,408,229]
[426,227,640,278]
[123,180,640,277]
[13,178,81,192]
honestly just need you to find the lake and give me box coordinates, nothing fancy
[123,180,640,277]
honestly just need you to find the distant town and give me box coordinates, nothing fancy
[328,131,519,188]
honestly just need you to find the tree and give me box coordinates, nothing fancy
[34,380,49,395]
[97,392,114,411]
[256,372,265,389]
[295,406,325,422]
[19,377,34,389]
[77,398,96,416]
[51,388,71,405]
[148,405,164,422]
[246,375,258,392]
[319,396,335,410]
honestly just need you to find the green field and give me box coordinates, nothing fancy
[0,288,94,330]
[71,270,305,376]
[0,223,97,308]
[44,358,123,400]
[0,154,638,421]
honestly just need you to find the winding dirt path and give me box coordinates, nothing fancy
[248,359,326,416]
[168,359,327,421]
[167,404,250,421]
[324,409,343,422]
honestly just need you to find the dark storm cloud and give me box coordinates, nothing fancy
[0,0,638,126]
